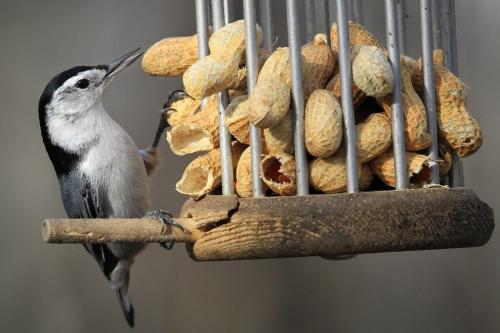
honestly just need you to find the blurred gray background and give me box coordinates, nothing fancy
[1,0,499,332]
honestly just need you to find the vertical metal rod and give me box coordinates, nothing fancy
[259,0,275,52]
[324,0,331,47]
[195,0,210,59]
[348,0,354,20]
[305,0,316,42]
[353,0,364,24]
[223,0,234,25]
[396,0,407,55]
[286,0,309,195]
[431,0,442,49]
[207,0,213,30]
[212,0,234,195]
[420,0,440,184]
[243,0,265,197]
[385,0,408,190]
[440,0,459,74]
[195,0,210,108]
[440,0,463,187]
[432,0,447,185]
[336,0,359,193]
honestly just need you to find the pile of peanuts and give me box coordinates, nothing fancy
[142,20,482,199]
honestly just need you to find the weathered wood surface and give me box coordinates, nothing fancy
[189,188,494,261]
[42,189,494,261]
[43,218,203,243]
[180,195,238,229]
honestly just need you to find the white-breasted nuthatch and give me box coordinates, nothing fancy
[38,48,181,327]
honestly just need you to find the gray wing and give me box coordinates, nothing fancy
[58,173,119,279]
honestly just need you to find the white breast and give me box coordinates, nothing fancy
[74,103,151,218]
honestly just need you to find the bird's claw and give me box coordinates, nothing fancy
[146,209,184,250]
[162,89,189,111]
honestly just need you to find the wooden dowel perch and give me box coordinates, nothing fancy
[43,218,203,244]
[42,196,238,245]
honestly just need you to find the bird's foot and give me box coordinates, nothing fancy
[163,89,189,111]
[145,209,185,250]
[148,91,190,156]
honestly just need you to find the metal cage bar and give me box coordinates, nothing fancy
[440,0,464,187]
[259,0,275,52]
[243,0,265,197]
[352,0,364,24]
[305,0,316,42]
[323,0,331,47]
[396,0,407,55]
[431,0,442,49]
[420,0,440,184]
[286,0,309,195]
[385,0,408,189]
[223,0,234,25]
[212,0,235,195]
[195,0,210,108]
[195,0,210,60]
[336,0,359,193]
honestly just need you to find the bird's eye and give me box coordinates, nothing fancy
[75,79,90,89]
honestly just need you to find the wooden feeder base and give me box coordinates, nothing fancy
[181,188,494,261]
[42,188,494,261]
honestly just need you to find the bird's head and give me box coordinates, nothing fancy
[39,48,143,118]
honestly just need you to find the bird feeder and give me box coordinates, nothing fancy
[43,0,494,261]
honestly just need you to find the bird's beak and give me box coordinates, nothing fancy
[102,47,143,84]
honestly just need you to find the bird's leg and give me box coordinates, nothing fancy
[139,110,168,176]
[145,209,185,250]
[140,90,190,176]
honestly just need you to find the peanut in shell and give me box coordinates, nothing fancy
[304,89,343,158]
[247,47,293,128]
[183,53,240,99]
[359,164,374,190]
[236,146,267,198]
[352,46,394,98]
[308,152,361,194]
[356,113,392,163]
[263,109,294,154]
[142,33,205,77]
[331,21,384,52]
[325,73,367,108]
[302,34,336,98]
[224,96,250,145]
[377,56,432,151]
[413,57,482,157]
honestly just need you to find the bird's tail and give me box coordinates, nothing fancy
[115,280,135,327]
[111,260,135,327]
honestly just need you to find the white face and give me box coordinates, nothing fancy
[47,68,107,118]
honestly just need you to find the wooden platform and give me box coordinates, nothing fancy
[43,188,494,261]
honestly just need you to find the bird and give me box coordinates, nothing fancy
[38,48,182,327]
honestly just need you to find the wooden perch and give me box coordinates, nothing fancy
[43,218,204,243]
[42,196,239,244]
